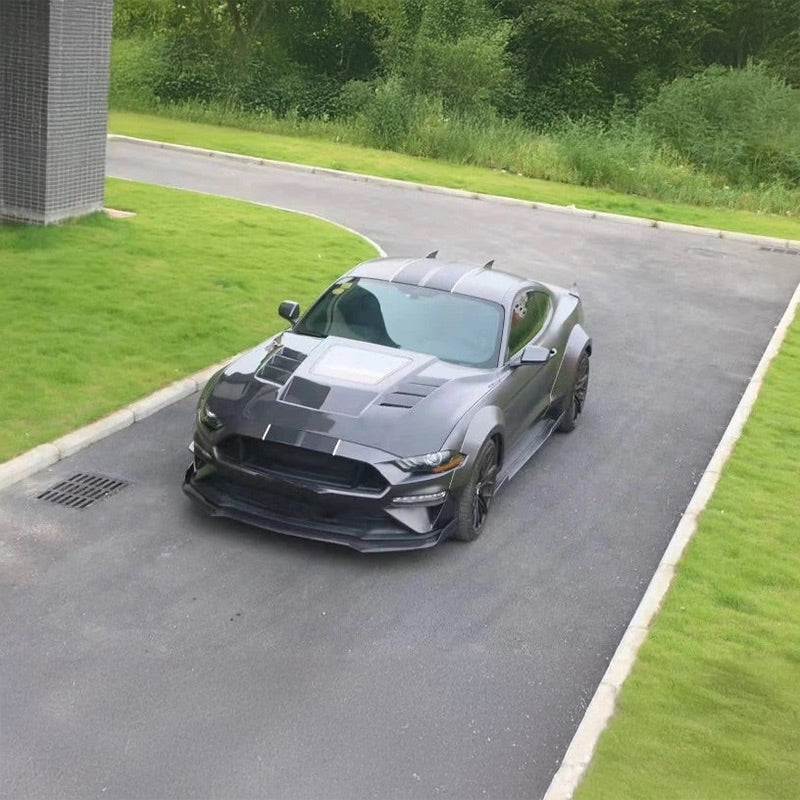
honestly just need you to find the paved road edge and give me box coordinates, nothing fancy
[542,279,800,800]
[108,134,800,251]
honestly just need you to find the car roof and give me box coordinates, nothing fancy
[345,256,540,305]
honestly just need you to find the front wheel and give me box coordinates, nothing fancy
[453,439,499,542]
[558,350,590,432]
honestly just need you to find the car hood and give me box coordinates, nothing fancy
[205,332,495,458]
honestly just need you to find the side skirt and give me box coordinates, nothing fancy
[495,415,562,490]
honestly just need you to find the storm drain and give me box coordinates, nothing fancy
[37,473,129,509]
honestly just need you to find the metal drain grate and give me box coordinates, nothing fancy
[38,473,129,509]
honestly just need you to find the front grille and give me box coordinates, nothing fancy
[217,437,386,492]
[210,475,391,527]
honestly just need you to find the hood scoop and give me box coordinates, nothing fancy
[257,346,307,385]
[379,379,446,409]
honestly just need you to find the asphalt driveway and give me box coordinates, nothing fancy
[2,140,799,799]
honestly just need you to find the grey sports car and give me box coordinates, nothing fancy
[183,253,591,551]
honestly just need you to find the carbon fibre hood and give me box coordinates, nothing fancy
[205,332,495,458]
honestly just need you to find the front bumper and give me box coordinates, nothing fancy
[182,457,459,553]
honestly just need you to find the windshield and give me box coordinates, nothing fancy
[294,278,504,368]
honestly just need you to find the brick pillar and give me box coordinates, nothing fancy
[0,0,113,224]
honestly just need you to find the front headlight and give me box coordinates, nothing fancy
[197,369,225,431]
[394,450,465,474]
[198,402,223,431]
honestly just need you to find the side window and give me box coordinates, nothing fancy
[507,290,551,358]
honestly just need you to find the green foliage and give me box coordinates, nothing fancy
[498,0,800,124]
[237,63,342,119]
[642,63,800,185]
[379,0,511,114]
[112,0,170,36]
[109,37,165,109]
[503,0,623,123]
[402,26,511,112]
[359,77,420,150]
[337,80,376,118]
[109,0,800,214]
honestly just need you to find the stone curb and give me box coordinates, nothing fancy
[542,278,800,800]
[0,444,61,491]
[108,135,800,251]
[0,359,234,492]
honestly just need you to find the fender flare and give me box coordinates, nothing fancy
[458,405,506,471]
[552,324,592,405]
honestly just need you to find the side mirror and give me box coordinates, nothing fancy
[278,300,300,323]
[519,344,557,365]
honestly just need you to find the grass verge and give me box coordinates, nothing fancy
[109,111,800,242]
[575,313,800,800]
[0,178,376,462]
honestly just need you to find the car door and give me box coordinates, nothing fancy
[498,289,560,446]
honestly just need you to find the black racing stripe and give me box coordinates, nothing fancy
[297,430,339,454]
[421,264,477,292]
[390,259,438,286]
[265,425,339,455]
[282,376,330,409]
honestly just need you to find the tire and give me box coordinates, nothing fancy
[558,350,590,433]
[453,439,499,542]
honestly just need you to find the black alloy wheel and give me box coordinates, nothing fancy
[558,350,590,432]
[454,439,499,542]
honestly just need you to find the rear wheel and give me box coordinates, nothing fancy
[558,350,590,432]
[453,439,499,542]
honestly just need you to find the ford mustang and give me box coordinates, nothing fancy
[183,253,591,551]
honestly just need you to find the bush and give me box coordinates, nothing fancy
[336,80,375,118]
[238,66,341,119]
[359,78,420,150]
[112,0,169,37]
[641,63,800,186]
[402,28,511,114]
[109,37,164,109]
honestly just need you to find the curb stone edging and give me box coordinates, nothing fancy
[542,278,800,800]
[107,135,800,251]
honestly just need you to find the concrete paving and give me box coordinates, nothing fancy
[3,139,800,799]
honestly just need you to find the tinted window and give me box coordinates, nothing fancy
[295,278,505,368]
[507,290,551,357]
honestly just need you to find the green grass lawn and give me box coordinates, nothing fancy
[576,318,800,799]
[109,111,800,242]
[0,178,376,461]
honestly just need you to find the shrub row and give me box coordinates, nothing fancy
[110,39,800,216]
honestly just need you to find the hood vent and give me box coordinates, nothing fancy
[379,380,445,409]
[257,346,307,385]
